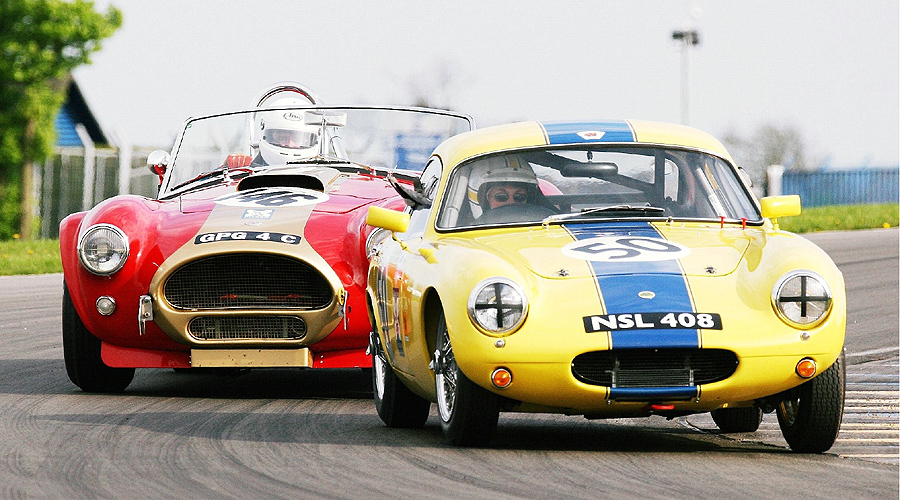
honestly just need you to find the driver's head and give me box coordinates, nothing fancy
[254,98,320,165]
[472,155,539,211]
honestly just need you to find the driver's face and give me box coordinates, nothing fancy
[486,184,528,209]
[270,129,303,148]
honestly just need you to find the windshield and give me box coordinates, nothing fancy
[436,146,760,229]
[161,106,473,195]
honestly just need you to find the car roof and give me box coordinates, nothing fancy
[431,120,735,168]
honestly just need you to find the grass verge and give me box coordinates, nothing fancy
[0,238,62,276]
[779,203,899,234]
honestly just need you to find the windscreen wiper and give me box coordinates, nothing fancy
[542,205,666,227]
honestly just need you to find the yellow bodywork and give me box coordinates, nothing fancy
[366,119,846,417]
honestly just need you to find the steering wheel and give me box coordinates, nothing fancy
[477,204,557,224]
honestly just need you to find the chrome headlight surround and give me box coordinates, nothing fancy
[467,277,528,336]
[771,270,833,329]
[365,227,391,259]
[78,224,129,276]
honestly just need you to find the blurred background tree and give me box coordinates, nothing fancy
[0,0,120,240]
[721,123,819,195]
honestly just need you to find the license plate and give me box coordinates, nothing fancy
[583,312,722,332]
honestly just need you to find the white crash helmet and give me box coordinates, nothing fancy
[466,154,539,218]
[254,97,321,165]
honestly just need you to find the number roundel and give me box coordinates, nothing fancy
[214,187,329,208]
[561,236,690,262]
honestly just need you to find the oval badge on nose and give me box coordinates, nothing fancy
[638,291,656,299]
[562,236,690,262]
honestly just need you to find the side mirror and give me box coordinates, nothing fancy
[147,150,170,185]
[760,195,801,218]
[366,206,410,233]
[760,195,801,230]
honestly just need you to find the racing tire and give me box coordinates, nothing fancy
[776,351,846,453]
[62,283,134,393]
[371,332,430,428]
[711,406,763,433]
[433,312,499,447]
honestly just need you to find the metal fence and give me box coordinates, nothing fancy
[35,146,159,239]
[775,167,900,208]
[34,151,900,239]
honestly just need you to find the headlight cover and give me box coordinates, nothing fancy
[772,270,832,328]
[78,224,129,276]
[467,278,528,335]
[365,227,391,259]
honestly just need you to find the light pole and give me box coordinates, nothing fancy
[672,29,700,125]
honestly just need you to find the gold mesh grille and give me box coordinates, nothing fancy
[164,253,332,310]
[188,316,306,340]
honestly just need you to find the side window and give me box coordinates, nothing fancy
[398,157,441,238]
[419,157,443,202]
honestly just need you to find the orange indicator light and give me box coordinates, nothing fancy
[491,368,512,388]
[796,358,817,378]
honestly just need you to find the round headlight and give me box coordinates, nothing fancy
[467,278,528,335]
[78,224,129,276]
[365,227,391,259]
[772,270,832,328]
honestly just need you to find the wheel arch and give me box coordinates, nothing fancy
[422,287,443,360]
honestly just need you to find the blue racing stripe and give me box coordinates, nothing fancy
[609,386,698,401]
[565,221,699,349]
[541,121,635,144]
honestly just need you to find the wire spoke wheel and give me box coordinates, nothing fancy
[432,310,499,446]
[435,321,458,422]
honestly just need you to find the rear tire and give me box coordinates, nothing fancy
[776,351,845,453]
[711,406,763,433]
[371,332,430,428]
[433,311,499,447]
[62,283,134,393]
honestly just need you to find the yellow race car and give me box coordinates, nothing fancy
[365,120,845,452]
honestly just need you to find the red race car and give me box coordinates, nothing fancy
[60,83,473,392]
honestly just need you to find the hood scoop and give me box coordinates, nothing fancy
[237,166,341,192]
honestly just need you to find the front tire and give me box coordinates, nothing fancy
[62,283,134,393]
[371,332,430,428]
[776,351,845,453]
[433,311,499,447]
[711,406,763,433]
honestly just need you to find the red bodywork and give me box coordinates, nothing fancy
[60,172,405,369]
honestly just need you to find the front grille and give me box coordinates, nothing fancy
[189,316,306,340]
[164,254,332,310]
[571,349,738,387]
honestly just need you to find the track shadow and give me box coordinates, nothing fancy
[4,358,790,454]
[0,358,373,399]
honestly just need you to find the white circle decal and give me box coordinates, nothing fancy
[214,187,329,208]
[562,236,690,262]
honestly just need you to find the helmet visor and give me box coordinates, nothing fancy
[264,129,318,149]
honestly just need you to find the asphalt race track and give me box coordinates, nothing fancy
[0,229,897,499]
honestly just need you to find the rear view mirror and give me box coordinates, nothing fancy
[304,111,347,128]
[561,161,618,179]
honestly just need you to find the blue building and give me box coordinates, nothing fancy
[54,79,107,147]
